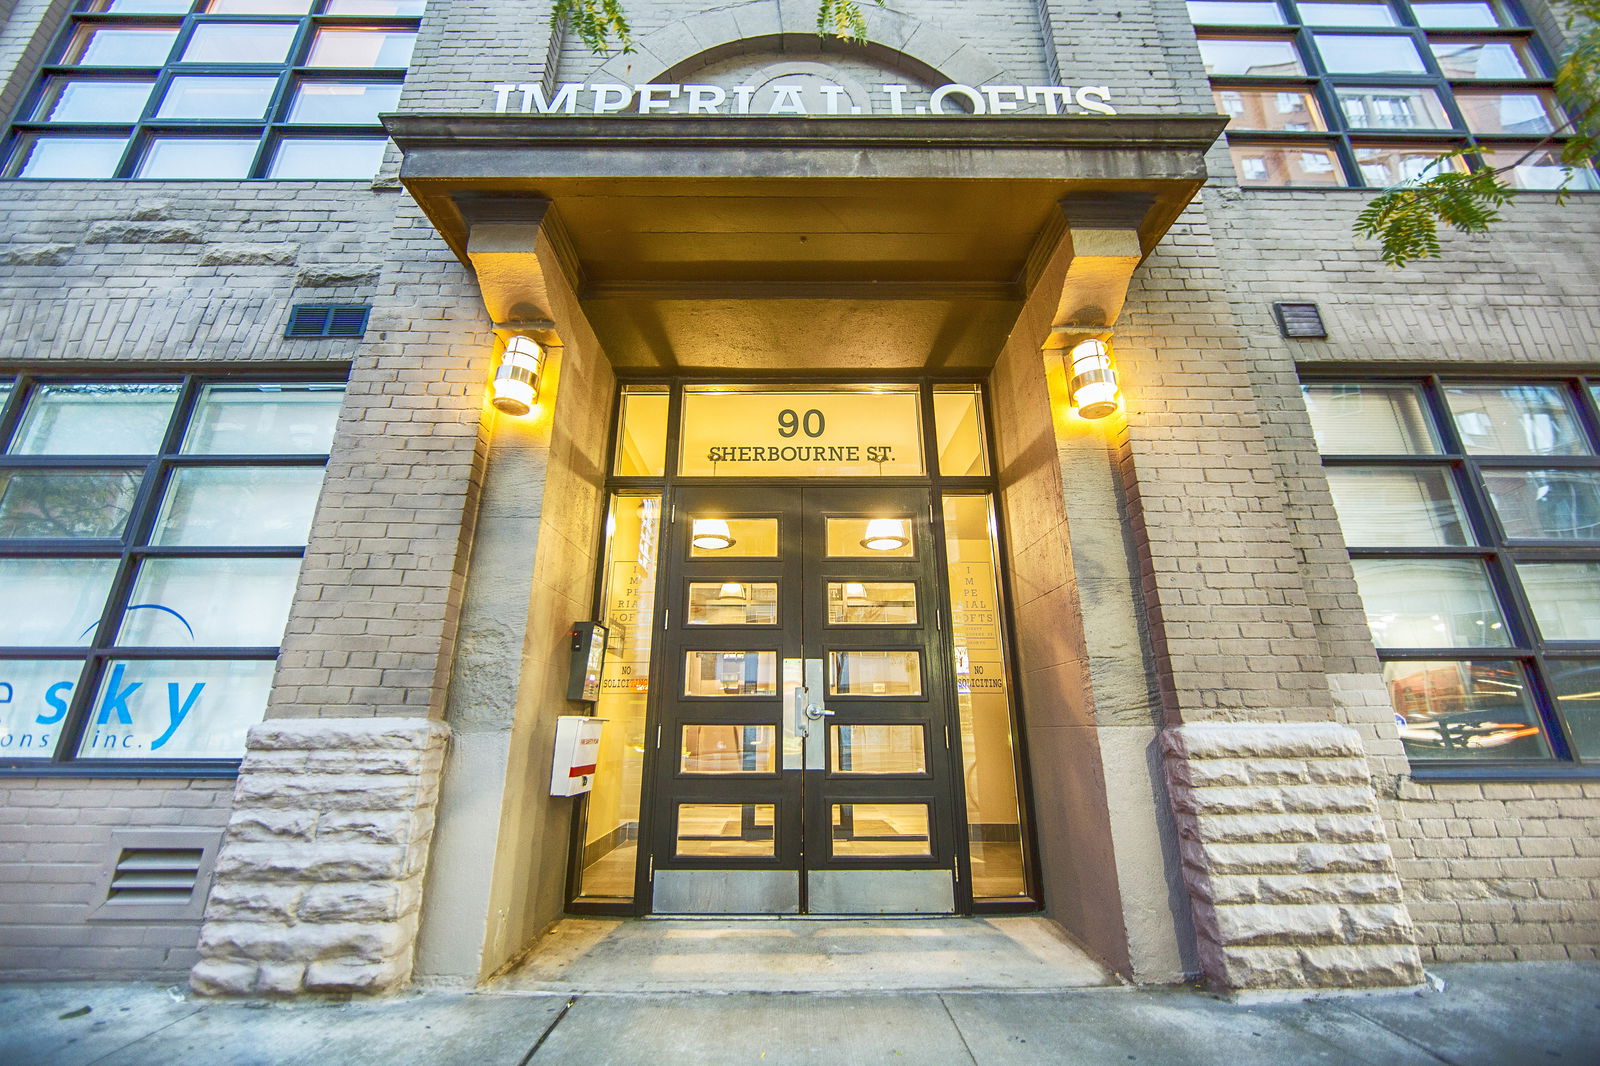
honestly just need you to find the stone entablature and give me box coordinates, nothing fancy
[1163,722,1425,992]
[190,718,449,997]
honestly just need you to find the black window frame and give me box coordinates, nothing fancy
[1305,371,1600,781]
[2,0,421,181]
[0,368,346,777]
[1192,0,1598,189]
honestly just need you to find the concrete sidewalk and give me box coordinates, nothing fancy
[3,962,1597,1066]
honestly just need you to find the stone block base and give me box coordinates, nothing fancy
[1162,722,1424,992]
[191,717,449,997]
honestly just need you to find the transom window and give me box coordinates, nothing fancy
[4,0,422,180]
[1304,376,1600,772]
[1191,0,1599,189]
[0,374,344,771]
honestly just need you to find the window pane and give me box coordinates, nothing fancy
[116,556,301,647]
[675,803,774,857]
[1198,37,1305,76]
[206,0,310,11]
[152,466,324,546]
[1299,1,1396,26]
[77,658,275,759]
[686,582,778,626]
[287,82,403,124]
[827,582,919,625]
[825,517,915,557]
[1429,38,1532,78]
[831,803,931,857]
[1545,659,1600,760]
[683,652,777,697]
[67,27,179,66]
[1335,86,1451,130]
[1481,468,1600,541]
[1516,563,1600,641]
[1301,383,1440,454]
[156,76,277,120]
[1444,384,1590,456]
[0,470,142,539]
[1186,0,1285,23]
[267,138,387,179]
[831,724,926,774]
[1314,33,1427,73]
[613,387,668,477]
[828,650,922,696]
[1213,87,1327,131]
[183,383,343,454]
[1351,558,1510,648]
[306,28,417,67]
[680,725,776,774]
[137,137,258,179]
[1354,144,1466,186]
[1385,660,1551,760]
[1412,1,1505,27]
[1455,90,1562,135]
[11,383,179,455]
[180,23,297,63]
[34,79,154,123]
[689,517,777,558]
[1229,142,1344,185]
[933,385,989,475]
[1477,148,1600,191]
[97,0,194,10]
[15,136,127,179]
[1324,467,1470,546]
[0,660,75,758]
[324,0,427,11]
[0,559,117,645]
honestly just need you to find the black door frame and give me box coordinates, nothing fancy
[565,376,1045,918]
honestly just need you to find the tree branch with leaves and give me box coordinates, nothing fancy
[549,0,885,54]
[1357,0,1600,266]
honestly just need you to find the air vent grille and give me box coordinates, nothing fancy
[285,303,370,339]
[108,847,203,905]
[1272,302,1328,339]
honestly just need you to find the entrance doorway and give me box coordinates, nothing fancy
[569,382,1037,917]
[650,484,958,914]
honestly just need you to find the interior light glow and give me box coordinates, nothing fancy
[692,518,734,550]
[861,518,910,551]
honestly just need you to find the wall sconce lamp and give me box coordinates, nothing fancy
[861,518,910,552]
[692,518,735,551]
[491,335,545,416]
[1067,338,1121,420]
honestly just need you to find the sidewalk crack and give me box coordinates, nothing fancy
[516,995,577,1064]
[1335,1002,1463,1066]
[935,993,982,1065]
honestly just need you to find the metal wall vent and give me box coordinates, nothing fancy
[285,303,370,339]
[1272,302,1328,339]
[107,847,204,905]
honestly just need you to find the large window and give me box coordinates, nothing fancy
[1304,376,1600,771]
[1191,0,1598,188]
[0,375,343,771]
[4,0,422,180]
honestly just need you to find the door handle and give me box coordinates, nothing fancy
[805,706,835,720]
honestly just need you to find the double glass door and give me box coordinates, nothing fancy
[648,484,959,914]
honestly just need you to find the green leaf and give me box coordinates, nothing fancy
[816,0,886,43]
[552,0,634,55]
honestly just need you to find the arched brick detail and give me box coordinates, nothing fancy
[592,0,1010,90]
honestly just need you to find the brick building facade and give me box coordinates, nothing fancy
[0,0,1596,996]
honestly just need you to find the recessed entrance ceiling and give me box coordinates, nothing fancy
[388,115,1228,370]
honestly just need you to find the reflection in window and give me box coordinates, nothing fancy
[1430,39,1530,79]
[1302,383,1439,454]
[1324,467,1470,547]
[268,137,388,179]
[1214,87,1326,131]
[35,79,153,122]
[1336,86,1450,130]
[10,383,179,455]
[306,27,417,67]
[137,137,259,179]
[1197,37,1305,76]
[684,651,778,697]
[0,470,142,540]
[1352,558,1509,649]
[831,724,926,774]
[1314,33,1427,74]
[180,23,298,64]
[1516,564,1600,642]
[1445,385,1589,456]
[288,82,404,124]
[1354,144,1464,185]
[157,76,278,120]
[687,582,778,626]
[14,136,128,178]
[827,582,918,625]
[1481,469,1600,541]
[830,803,931,857]
[1228,144,1343,186]
[1384,660,1550,761]
[681,725,776,774]
[676,804,775,858]
[828,650,922,696]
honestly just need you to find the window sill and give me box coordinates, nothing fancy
[1410,764,1600,783]
[0,763,240,779]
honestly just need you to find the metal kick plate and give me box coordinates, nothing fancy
[653,869,801,915]
[806,870,957,915]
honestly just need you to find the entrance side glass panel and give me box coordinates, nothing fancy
[932,385,990,476]
[943,495,1029,899]
[575,493,660,902]
[678,385,924,478]
[613,386,668,477]
[830,803,932,857]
